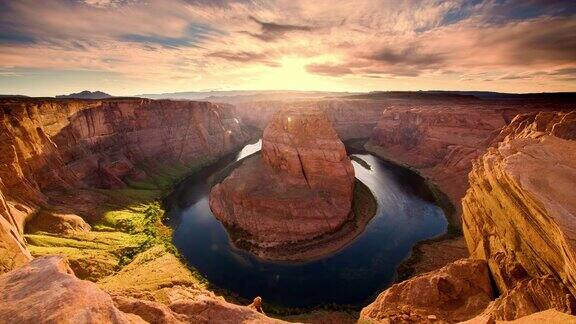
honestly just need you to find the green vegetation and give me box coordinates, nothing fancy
[24,159,217,284]
[126,157,216,192]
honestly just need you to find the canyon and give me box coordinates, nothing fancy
[0,95,575,323]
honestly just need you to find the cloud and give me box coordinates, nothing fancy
[0,0,575,95]
[209,50,281,67]
[306,63,352,76]
[243,15,314,42]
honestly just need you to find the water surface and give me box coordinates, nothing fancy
[167,140,447,308]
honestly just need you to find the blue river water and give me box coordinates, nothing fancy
[167,140,447,308]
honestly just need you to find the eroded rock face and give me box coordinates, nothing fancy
[481,276,576,320]
[261,110,355,195]
[365,100,576,225]
[366,105,507,226]
[0,180,32,273]
[209,110,356,260]
[0,256,139,323]
[360,259,494,323]
[462,111,576,318]
[0,98,249,274]
[0,256,284,324]
[462,309,576,324]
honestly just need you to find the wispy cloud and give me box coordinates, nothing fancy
[242,15,314,42]
[0,0,574,95]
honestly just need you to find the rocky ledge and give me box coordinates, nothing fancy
[463,111,576,312]
[361,111,576,323]
[0,256,283,323]
[209,110,372,261]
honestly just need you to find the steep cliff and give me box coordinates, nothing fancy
[0,98,249,273]
[365,100,576,226]
[0,98,294,323]
[361,110,576,323]
[462,111,576,313]
[366,105,507,226]
[209,110,363,261]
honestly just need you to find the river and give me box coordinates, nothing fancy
[167,140,447,308]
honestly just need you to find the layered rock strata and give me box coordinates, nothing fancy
[209,110,358,260]
[366,105,507,226]
[0,98,249,273]
[0,98,293,323]
[462,111,576,314]
[364,101,575,282]
[361,111,576,323]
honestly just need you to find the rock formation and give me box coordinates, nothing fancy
[361,110,576,323]
[364,100,575,285]
[365,100,576,225]
[462,111,576,318]
[0,98,249,274]
[366,105,507,226]
[360,259,494,323]
[0,256,283,323]
[209,110,358,260]
[1,95,575,323]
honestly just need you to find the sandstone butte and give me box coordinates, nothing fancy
[360,111,576,323]
[209,109,358,261]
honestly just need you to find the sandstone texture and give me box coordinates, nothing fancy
[462,309,576,324]
[366,104,507,226]
[0,256,139,323]
[0,98,249,274]
[360,259,494,323]
[0,98,292,323]
[365,100,575,226]
[209,110,358,260]
[462,111,576,319]
[364,100,575,290]
[0,256,283,324]
[360,110,576,324]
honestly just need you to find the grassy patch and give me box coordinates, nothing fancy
[25,158,214,284]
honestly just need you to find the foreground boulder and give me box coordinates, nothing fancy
[209,110,357,261]
[0,256,285,324]
[360,259,494,323]
[0,256,138,323]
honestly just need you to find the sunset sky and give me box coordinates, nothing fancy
[0,0,575,96]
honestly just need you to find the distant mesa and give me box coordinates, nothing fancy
[55,90,113,99]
